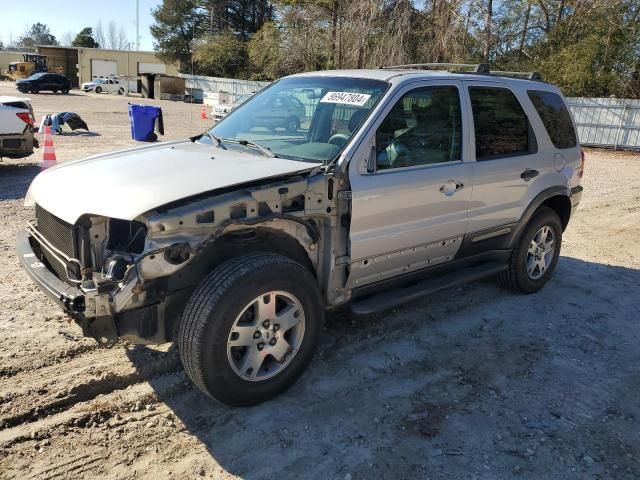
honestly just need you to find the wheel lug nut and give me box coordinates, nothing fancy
[262,320,270,328]
[273,324,280,332]
[257,342,265,351]
[253,331,261,339]
[269,338,277,346]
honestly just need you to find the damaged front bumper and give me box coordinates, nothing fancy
[17,230,180,344]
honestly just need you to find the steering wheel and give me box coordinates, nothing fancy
[328,133,349,148]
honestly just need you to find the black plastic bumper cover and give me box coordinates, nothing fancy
[17,230,85,316]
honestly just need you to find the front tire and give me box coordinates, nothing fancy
[178,253,324,406]
[497,207,562,293]
[95,86,102,94]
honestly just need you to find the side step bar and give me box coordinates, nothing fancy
[349,262,507,316]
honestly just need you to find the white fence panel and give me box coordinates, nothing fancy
[567,97,640,150]
[178,73,270,102]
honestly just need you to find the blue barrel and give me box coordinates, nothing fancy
[128,104,162,141]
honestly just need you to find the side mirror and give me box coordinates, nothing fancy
[367,146,376,173]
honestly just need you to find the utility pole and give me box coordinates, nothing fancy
[136,0,140,50]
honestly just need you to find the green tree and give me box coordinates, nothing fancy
[247,22,283,79]
[17,23,58,48]
[192,31,248,77]
[71,27,99,48]
[151,0,205,69]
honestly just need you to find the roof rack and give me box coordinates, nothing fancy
[381,63,490,73]
[490,70,542,80]
[379,62,542,81]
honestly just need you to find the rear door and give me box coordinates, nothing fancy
[462,80,552,237]
[347,80,473,287]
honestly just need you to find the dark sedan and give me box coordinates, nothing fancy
[16,73,71,94]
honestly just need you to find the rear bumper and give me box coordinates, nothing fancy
[0,130,36,159]
[571,185,583,213]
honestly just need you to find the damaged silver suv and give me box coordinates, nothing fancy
[18,64,584,406]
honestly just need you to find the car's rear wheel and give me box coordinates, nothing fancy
[95,86,102,94]
[497,207,562,293]
[285,116,300,133]
[178,253,324,406]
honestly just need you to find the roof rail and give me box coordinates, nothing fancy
[381,63,490,74]
[491,70,542,81]
[380,62,543,81]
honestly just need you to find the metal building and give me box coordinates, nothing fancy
[36,46,180,89]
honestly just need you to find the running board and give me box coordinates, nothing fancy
[349,262,507,316]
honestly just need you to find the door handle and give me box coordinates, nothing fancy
[440,179,464,196]
[520,168,539,181]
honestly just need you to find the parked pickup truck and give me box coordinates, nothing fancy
[0,96,37,159]
[18,64,583,406]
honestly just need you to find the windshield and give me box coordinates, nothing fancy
[28,73,46,80]
[209,76,389,163]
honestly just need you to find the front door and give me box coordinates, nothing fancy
[347,81,473,288]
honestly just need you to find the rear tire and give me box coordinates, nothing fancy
[497,207,562,293]
[178,253,324,406]
[285,116,300,133]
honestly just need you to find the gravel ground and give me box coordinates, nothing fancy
[1,81,639,479]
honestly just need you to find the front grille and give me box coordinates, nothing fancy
[35,204,81,283]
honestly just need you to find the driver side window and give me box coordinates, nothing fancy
[376,86,462,170]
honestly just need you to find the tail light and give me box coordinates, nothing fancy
[16,112,33,126]
[578,149,585,178]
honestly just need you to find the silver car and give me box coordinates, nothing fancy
[212,93,253,122]
[18,64,583,406]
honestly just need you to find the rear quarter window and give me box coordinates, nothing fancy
[527,90,577,149]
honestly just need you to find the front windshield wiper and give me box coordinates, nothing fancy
[222,138,277,158]
[192,131,227,150]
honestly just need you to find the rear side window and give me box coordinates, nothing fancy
[469,87,535,160]
[527,90,577,149]
[2,101,29,109]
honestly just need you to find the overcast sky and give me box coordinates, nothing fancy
[0,0,161,51]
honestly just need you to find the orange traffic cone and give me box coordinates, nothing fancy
[200,104,208,120]
[40,125,57,171]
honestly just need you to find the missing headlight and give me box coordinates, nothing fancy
[107,219,147,254]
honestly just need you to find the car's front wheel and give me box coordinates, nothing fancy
[178,253,324,406]
[497,207,562,293]
[30,87,39,94]
[95,86,102,94]
[62,88,69,94]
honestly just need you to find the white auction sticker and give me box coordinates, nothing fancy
[320,91,371,107]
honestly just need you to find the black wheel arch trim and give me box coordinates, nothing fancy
[506,185,571,248]
[455,186,571,260]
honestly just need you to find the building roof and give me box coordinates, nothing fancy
[36,45,159,55]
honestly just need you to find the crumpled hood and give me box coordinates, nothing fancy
[27,140,317,224]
